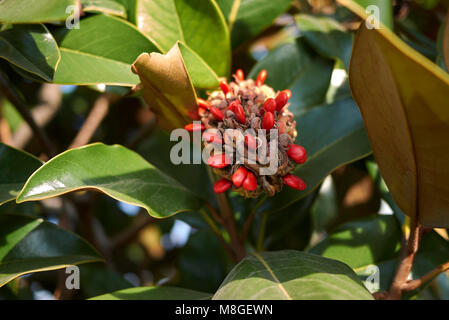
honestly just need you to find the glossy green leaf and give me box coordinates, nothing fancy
[295,14,353,70]
[213,250,373,299]
[134,0,230,77]
[349,17,449,227]
[0,213,103,287]
[267,98,372,214]
[81,0,127,18]
[215,0,239,24]
[249,38,334,116]
[132,43,198,131]
[51,14,159,86]
[231,0,292,49]
[0,144,42,206]
[0,24,60,82]
[17,143,202,218]
[90,286,211,300]
[137,128,212,200]
[0,0,76,23]
[338,0,393,30]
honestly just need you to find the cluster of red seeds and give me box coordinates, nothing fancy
[185,69,307,198]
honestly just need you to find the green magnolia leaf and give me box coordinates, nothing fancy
[231,0,292,49]
[132,43,198,131]
[213,250,373,299]
[90,286,211,300]
[17,143,202,218]
[295,14,353,70]
[51,14,159,86]
[215,0,239,24]
[0,0,77,23]
[310,215,449,292]
[81,0,127,18]
[338,0,393,30]
[0,144,42,206]
[349,18,449,227]
[248,38,334,116]
[134,0,230,77]
[0,213,103,287]
[0,24,60,82]
[266,98,372,214]
[137,128,212,200]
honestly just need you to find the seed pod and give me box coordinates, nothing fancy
[208,154,231,168]
[198,98,211,110]
[262,98,276,113]
[242,171,257,191]
[198,107,207,117]
[184,123,205,132]
[234,103,246,124]
[262,111,275,130]
[275,90,290,111]
[213,178,232,193]
[210,106,224,121]
[256,69,267,86]
[203,131,223,144]
[236,69,245,81]
[228,100,241,112]
[232,166,248,188]
[245,134,257,150]
[220,81,231,95]
[282,174,306,191]
[286,144,307,164]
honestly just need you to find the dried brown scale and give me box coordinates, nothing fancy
[199,74,302,198]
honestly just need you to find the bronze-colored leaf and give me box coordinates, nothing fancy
[348,13,449,227]
[132,42,198,131]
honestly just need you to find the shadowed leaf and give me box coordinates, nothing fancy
[90,286,211,300]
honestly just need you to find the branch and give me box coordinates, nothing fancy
[69,94,114,149]
[388,218,422,299]
[110,214,156,250]
[0,71,57,157]
[240,195,267,243]
[402,260,449,292]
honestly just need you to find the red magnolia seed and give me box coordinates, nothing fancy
[284,89,292,99]
[220,81,231,95]
[232,166,248,188]
[275,90,289,111]
[256,69,267,86]
[287,144,307,164]
[234,103,246,124]
[236,69,245,81]
[202,131,223,144]
[213,178,232,193]
[198,107,207,117]
[242,171,257,191]
[245,134,257,150]
[198,98,211,110]
[184,123,205,132]
[228,100,241,112]
[262,98,276,113]
[208,154,231,168]
[210,106,224,121]
[262,111,275,130]
[282,174,306,191]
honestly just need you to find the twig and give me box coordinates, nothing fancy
[205,202,224,225]
[12,83,62,150]
[0,71,56,157]
[110,213,156,250]
[256,212,268,251]
[240,195,267,243]
[402,260,449,292]
[388,218,422,299]
[69,94,114,149]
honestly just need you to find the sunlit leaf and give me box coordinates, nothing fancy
[17,143,202,218]
[338,0,393,30]
[90,286,211,300]
[134,0,230,77]
[213,250,373,299]
[132,42,198,131]
[0,213,103,287]
[0,24,60,82]
[0,0,77,23]
[348,18,449,227]
[81,0,127,18]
